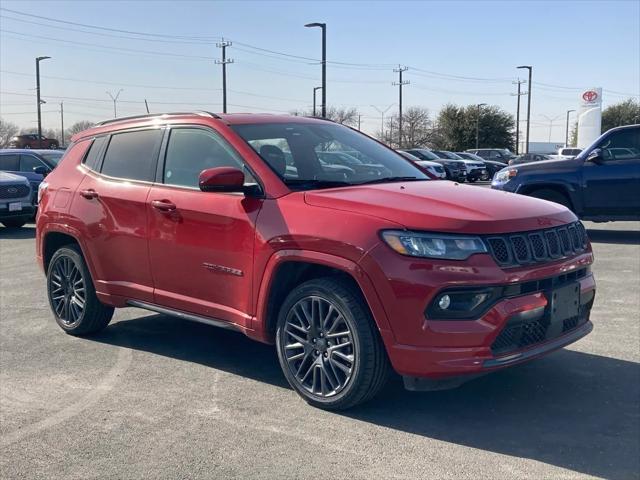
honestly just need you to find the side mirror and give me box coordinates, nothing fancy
[587,148,603,164]
[199,167,245,193]
[33,165,49,176]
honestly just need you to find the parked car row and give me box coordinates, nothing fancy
[401,148,506,183]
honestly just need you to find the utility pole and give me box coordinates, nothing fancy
[357,114,361,131]
[59,102,64,146]
[35,56,51,148]
[475,103,487,149]
[565,109,575,147]
[512,79,526,154]
[106,89,123,118]
[144,99,150,114]
[371,104,394,141]
[393,65,409,148]
[313,87,322,116]
[305,22,327,118]
[216,39,233,114]
[517,65,532,153]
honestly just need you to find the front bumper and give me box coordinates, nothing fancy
[360,245,596,381]
[0,203,35,219]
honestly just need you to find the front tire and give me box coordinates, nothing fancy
[275,277,390,410]
[529,188,572,211]
[47,245,114,335]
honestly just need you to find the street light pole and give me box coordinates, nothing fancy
[60,102,64,146]
[475,103,487,149]
[313,87,322,116]
[517,65,532,153]
[305,22,326,118]
[565,109,576,147]
[540,114,563,142]
[106,89,123,118]
[35,56,51,148]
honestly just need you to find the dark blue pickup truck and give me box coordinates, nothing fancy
[492,125,640,221]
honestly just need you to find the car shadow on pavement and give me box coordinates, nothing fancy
[345,350,640,480]
[0,225,36,239]
[92,313,639,480]
[90,313,290,389]
[586,228,640,245]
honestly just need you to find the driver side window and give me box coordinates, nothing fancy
[163,127,256,188]
[597,128,640,161]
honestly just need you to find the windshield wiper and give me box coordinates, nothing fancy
[356,176,422,185]
[283,179,353,190]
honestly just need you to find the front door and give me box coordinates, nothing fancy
[582,127,640,217]
[147,126,262,329]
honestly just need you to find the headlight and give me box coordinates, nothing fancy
[493,168,517,183]
[381,231,487,260]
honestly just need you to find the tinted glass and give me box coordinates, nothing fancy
[39,151,64,165]
[0,154,19,170]
[598,128,640,161]
[19,155,46,172]
[83,136,108,171]
[232,122,426,190]
[164,128,254,188]
[101,129,162,181]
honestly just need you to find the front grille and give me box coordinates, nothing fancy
[486,222,588,268]
[491,311,589,355]
[0,184,30,199]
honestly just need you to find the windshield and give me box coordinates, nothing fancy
[231,122,428,189]
[413,149,440,161]
[38,152,64,165]
[435,151,464,160]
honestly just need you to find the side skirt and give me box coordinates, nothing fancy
[126,300,242,333]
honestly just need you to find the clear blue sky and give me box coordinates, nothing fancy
[1,0,638,141]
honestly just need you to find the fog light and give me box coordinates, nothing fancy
[438,295,451,310]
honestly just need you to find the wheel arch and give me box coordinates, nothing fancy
[253,250,391,344]
[518,182,577,211]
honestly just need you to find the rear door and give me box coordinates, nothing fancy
[70,129,163,302]
[146,125,262,329]
[582,127,640,217]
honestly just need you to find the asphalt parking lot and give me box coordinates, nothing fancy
[1,220,639,480]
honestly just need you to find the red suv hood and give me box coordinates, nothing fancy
[304,181,576,234]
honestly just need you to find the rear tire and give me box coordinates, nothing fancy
[2,219,27,228]
[529,188,572,210]
[275,277,390,410]
[47,245,114,335]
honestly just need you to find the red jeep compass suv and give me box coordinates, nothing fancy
[36,112,596,409]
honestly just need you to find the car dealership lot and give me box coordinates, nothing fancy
[1,221,638,480]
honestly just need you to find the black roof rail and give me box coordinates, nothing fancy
[94,111,222,127]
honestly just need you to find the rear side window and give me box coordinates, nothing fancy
[101,129,163,181]
[0,154,19,170]
[83,136,108,171]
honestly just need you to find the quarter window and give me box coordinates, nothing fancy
[83,136,108,171]
[163,128,255,188]
[101,129,162,181]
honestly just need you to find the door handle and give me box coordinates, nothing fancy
[79,189,98,200]
[151,199,177,212]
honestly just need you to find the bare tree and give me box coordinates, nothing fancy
[67,120,94,138]
[378,106,434,148]
[289,106,359,127]
[0,119,20,147]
